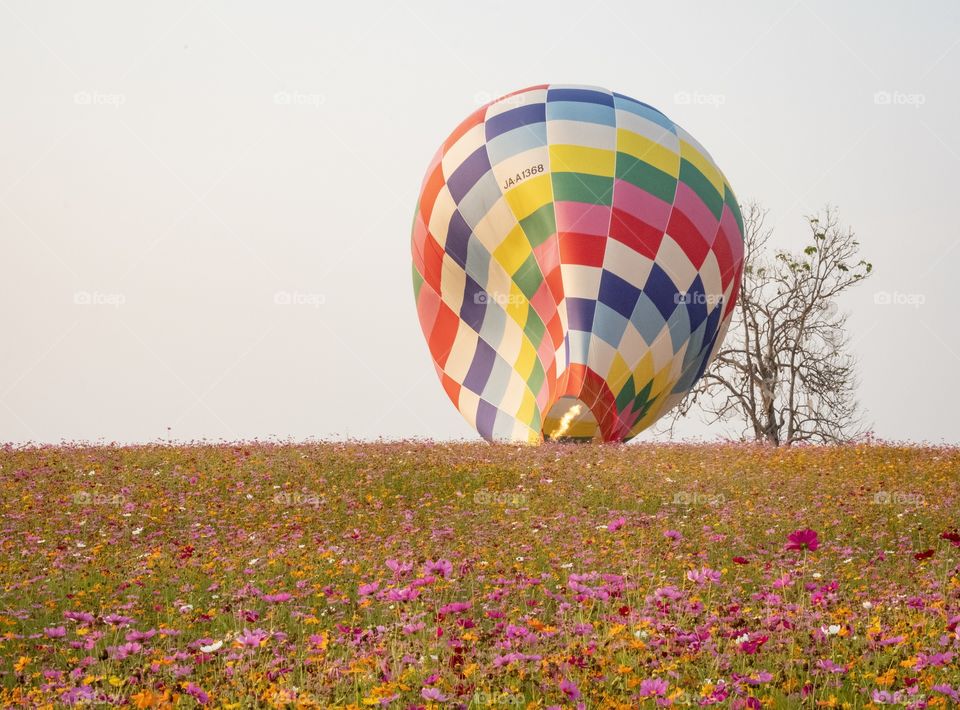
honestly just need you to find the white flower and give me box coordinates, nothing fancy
[199,640,223,653]
[132,527,143,536]
[862,601,873,609]
[734,633,750,644]
[822,624,841,635]
[812,572,822,579]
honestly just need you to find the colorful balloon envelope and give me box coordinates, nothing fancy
[411,85,744,443]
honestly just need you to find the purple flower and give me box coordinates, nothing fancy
[44,626,67,638]
[607,516,626,532]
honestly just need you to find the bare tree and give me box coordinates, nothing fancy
[669,204,873,445]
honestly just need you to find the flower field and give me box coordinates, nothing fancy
[1,442,959,708]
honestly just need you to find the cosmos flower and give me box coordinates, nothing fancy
[559,678,580,700]
[785,528,820,551]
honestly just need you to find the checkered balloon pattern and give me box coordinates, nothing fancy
[411,85,744,443]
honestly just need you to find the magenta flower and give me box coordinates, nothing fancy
[559,677,580,700]
[664,529,682,541]
[785,528,819,551]
[607,516,626,532]
[44,626,67,638]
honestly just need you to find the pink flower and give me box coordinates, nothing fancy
[44,626,67,638]
[738,634,769,655]
[559,677,580,700]
[421,687,447,702]
[357,581,380,597]
[107,642,142,660]
[664,529,682,542]
[425,559,453,578]
[639,677,668,697]
[815,659,846,674]
[236,628,270,647]
[262,592,292,603]
[125,629,156,643]
[686,567,721,585]
[607,516,626,532]
[385,559,413,576]
[438,601,471,615]
[386,586,420,602]
[184,683,209,705]
[785,528,819,552]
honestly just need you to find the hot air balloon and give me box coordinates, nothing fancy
[411,85,744,443]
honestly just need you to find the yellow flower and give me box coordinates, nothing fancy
[14,656,30,673]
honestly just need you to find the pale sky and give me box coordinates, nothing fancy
[2,0,958,444]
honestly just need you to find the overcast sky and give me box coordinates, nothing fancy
[2,0,958,445]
